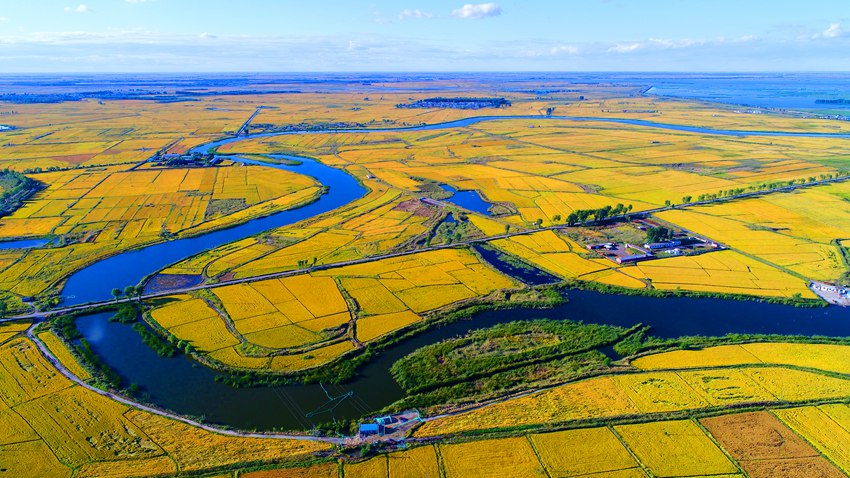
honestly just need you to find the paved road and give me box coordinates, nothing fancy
[2,172,846,323]
[236,106,265,136]
[24,324,341,444]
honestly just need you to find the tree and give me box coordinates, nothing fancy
[664,199,671,207]
[534,218,543,228]
[551,214,561,222]
[111,288,122,302]
[0,300,6,319]
[645,226,670,244]
[124,286,137,299]
[682,195,692,203]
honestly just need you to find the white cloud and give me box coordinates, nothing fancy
[608,42,641,53]
[199,32,216,39]
[125,0,150,3]
[0,17,8,23]
[399,9,432,20]
[823,23,842,38]
[451,3,501,19]
[64,4,91,13]
[550,45,579,55]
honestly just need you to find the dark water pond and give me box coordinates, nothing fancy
[0,237,51,249]
[440,184,493,216]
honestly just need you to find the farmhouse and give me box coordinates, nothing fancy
[616,254,650,264]
[644,240,682,250]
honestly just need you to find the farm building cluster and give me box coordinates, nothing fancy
[585,218,722,265]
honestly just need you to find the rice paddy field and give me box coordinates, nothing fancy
[236,404,850,477]
[147,247,517,372]
[5,78,850,477]
[0,162,320,301]
[414,347,850,437]
[159,183,442,282]
[0,335,329,478]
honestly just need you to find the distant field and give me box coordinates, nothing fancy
[3,80,850,477]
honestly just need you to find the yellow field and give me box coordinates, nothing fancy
[439,436,547,478]
[415,365,850,437]
[241,463,339,478]
[657,205,846,282]
[162,187,438,282]
[149,247,516,372]
[774,405,850,474]
[343,455,388,478]
[614,420,739,477]
[620,249,816,298]
[0,163,320,300]
[491,230,811,299]
[386,445,441,478]
[632,342,850,375]
[36,330,91,381]
[0,336,329,477]
[0,319,31,345]
[530,427,642,477]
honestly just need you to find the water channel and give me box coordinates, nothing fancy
[50,114,850,431]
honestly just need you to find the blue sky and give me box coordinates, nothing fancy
[0,0,847,72]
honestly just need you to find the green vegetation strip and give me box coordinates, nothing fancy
[391,319,627,395]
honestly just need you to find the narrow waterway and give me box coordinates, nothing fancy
[59,114,850,305]
[76,288,850,432]
[55,113,850,432]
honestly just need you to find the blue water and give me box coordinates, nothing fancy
[644,74,850,111]
[59,113,850,305]
[0,237,50,249]
[76,286,850,431]
[61,155,365,305]
[227,115,850,138]
[440,184,493,216]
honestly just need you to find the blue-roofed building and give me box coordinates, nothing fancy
[359,423,380,438]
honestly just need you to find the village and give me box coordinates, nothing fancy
[579,216,724,265]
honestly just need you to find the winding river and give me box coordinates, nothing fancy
[51,114,850,431]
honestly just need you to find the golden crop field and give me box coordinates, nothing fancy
[241,462,339,478]
[0,319,31,345]
[415,365,850,437]
[439,436,547,478]
[160,185,439,282]
[619,250,816,298]
[0,163,320,300]
[530,427,642,477]
[774,405,850,474]
[632,342,850,375]
[0,336,329,478]
[702,411,845,478]
[657,202,847,283]
[147,247,516,372]
[614,420,739,477]
[36,330,91,381]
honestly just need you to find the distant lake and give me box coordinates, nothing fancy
[642,73,850,111]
